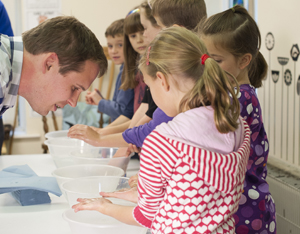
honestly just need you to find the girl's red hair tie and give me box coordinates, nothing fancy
[201,54,210,65]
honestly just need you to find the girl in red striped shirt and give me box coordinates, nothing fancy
[72,26,250,234]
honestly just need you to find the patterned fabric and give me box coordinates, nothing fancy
[133,120,251,233]
[0,34,23,116]
[234,84,276,234]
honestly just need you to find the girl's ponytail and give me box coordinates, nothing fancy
[179,56,240,134]
[140,27,240,133]
[201,58,240,133]
[201,5,267,88]
[248,51,268,88]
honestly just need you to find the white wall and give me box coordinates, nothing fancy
[257,0,300,168]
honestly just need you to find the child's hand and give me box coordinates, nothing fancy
[72,197,112,213]
[113,147,131,158]
[128,174,138,188]
[68,124,101,146]
[100,187,138,204]
[85,89,103,105]
[127,143,141,155]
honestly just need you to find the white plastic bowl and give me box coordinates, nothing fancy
[52,165,124,192]
[61,176,133,207]
[45,130,69,139]
[70,148,132,173]
[63,209,147,234]
[44,138,94,168]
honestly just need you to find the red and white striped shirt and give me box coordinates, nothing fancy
[133,115,250,233]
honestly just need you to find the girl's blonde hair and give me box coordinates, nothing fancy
[120,9,144,90]
[200,5,267,88]
[139,27,240,133]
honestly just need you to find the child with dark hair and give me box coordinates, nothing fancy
[201,5,276,234]
[85,19,134,122]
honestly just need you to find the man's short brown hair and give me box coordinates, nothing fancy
[22,16,107,77]
[105,19,125,38]
[150,0,207,31]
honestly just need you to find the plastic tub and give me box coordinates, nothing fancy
[45,130,69,139]
[52,165,124,192]
[63,209,147,234]
[70,148,132,173]
[44,138,94,168]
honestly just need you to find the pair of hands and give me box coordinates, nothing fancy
[85,88,104,106]
[72,174,139,213]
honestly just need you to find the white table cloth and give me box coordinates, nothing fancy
[0,154,140,234]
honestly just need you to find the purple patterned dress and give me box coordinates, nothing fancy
[234,84,276,234]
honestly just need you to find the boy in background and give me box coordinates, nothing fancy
[86,19,134,122]
[150,0,207,30]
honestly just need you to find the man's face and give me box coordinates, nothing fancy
[29,60,99,116]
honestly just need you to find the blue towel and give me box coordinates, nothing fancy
[0,165,62,206]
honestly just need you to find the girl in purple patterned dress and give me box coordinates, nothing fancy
[200,5,276,234]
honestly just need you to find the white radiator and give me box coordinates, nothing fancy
[267,174,300,233]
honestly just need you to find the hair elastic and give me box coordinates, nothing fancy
[146,46,151,66]
[126,8,140,17]
[201,54,210,65]
[231,7,235,13]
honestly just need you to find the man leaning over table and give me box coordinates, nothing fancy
[0,16,107,118]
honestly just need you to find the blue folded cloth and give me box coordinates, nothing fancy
[0,165,62,206]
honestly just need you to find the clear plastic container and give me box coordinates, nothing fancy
[61,176,134,207]
[45,130,69,139]
[70,148,132,173]
[44,138,94,168]
[63,209,148,234]
[52,165,124,192]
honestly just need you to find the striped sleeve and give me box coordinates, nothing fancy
[133,131,179,227]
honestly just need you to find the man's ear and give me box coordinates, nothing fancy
[43,52,58,73]
[239,53,252,70]
[156,71,169,92]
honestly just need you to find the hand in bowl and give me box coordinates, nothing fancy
[68,124,101,146]
[72,197,112,213]
[100,187,138,204]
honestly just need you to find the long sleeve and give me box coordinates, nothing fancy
[98,65,134,121]
[122,108,173,147]
[133,131,179,228]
